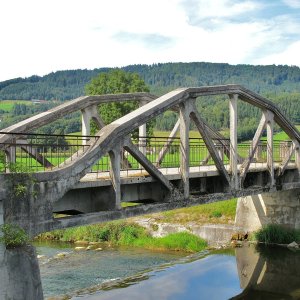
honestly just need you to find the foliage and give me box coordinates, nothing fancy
[37,221,207,252]
[85,69,153,136]
[254,224,300,244]
[0,224,29,248]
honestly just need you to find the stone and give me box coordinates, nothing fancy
[95,248,103,251]
[74,240,89,245]
[287,241,299,249]
[74,247,86,251]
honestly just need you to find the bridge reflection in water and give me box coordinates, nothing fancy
[232,244,300,300]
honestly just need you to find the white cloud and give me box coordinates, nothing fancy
[283,0,300,8]
[0,0,300,81]
[254,41,300,66]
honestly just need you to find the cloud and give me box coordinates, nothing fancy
[113,32,175,50]
[283,0,300,8]
[1,0,300,81]
[180,0,263,29]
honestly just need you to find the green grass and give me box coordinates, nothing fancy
[261,125,300,141]
[0,100,31,112]
[254,224,300,244]
[147,198,237,225]
[37,221,207,253]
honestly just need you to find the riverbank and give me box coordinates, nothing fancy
[36,222,208,253]
[37,199,238,252]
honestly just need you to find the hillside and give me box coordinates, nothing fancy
[0,62,300,140]
[1,62,300,101]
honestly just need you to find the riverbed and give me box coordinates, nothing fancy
[34,241,300,300]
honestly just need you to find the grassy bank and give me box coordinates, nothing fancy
[144,198,237,226]
[254,224,300,244]
[37,221,207,253]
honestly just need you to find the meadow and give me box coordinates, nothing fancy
[0,100,31,112]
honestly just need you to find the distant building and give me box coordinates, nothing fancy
[31,99,48,104]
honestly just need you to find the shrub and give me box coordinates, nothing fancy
[254,224,300,244]
[0,224,29,248]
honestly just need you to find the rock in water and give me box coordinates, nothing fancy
[287,241,299,249]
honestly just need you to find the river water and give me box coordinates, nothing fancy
[1,241,300,299]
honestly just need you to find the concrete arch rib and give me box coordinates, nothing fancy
[1,84,299,193]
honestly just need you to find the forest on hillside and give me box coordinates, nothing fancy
[0,62,300,140]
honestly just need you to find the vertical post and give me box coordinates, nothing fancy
[81,107,92,145]
[109,146,121,209]
[6,147,16,164]
[266,111,274,186]
[139,100,147,157]
[294,141,300,178]
[229,94,239,190]
[179,100,191,199]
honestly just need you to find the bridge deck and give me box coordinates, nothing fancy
[77,162,297,188]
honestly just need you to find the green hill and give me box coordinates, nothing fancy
[1,62,299,140]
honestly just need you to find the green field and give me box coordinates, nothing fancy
[0,100,32,112]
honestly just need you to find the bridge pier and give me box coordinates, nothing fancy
[235,188,300,232]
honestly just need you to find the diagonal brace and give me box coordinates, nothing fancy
[123,139,173,191]
[190,106,231,186]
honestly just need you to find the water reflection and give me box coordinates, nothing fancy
[70,244,300,300]
[0,243,43,300]
[0,242,299,300]
[232,244,300,300]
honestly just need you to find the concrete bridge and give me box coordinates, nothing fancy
[0,84,300,237]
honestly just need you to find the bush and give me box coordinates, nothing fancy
[255,224,300,244]
[0,224,29,248]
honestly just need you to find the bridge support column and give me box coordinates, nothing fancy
[235,189,300,232]
[81,105,103,145]
[266,111,275,186]
[81,107,92,140]
[179,100,192,199]
[5,147,16,167]
[109,147,121,210]
[294,141,300,178]
[229,94,239,190]
[139,100,147,157]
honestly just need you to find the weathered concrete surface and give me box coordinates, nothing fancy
[136,218,242,246]
[0,200,3,226]
[235,189,300,231]
[0,245,43,300]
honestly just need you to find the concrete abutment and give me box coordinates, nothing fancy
[235,188,300,232]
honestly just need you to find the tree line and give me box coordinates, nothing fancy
[1,63,300,141]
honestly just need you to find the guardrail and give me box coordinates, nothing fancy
[0,132,294,174]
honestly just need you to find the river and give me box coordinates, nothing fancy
[1,241,300,299]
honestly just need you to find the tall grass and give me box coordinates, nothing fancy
[37,221,207,253]
[155,198,237,225]
[255,224,300,244]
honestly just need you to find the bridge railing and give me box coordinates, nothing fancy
[0,132,98,173]
[0,132,295,174]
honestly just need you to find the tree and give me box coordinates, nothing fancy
[85,69,153,135]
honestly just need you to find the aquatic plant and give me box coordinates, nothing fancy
[254,224,300,244]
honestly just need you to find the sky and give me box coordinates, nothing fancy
[1,0,300,82]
